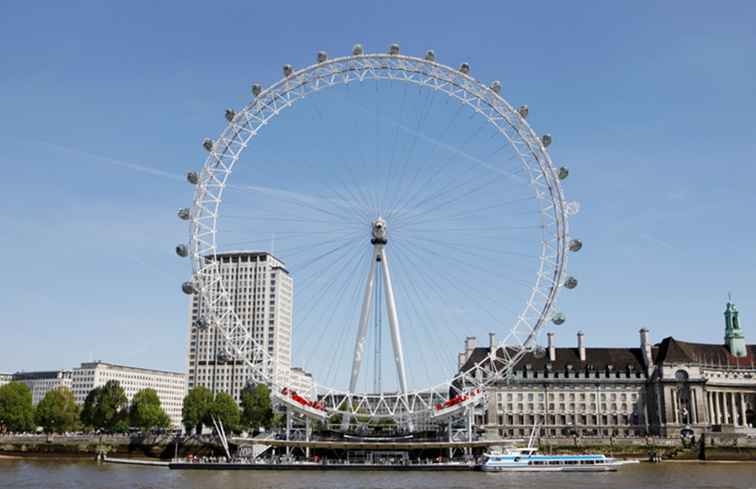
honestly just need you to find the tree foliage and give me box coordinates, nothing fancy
[80,387,101,429]
[182,386,213,434]
[79,381,128,432]
[0,382,34,432]
[35,387,80,433]
[210,392,241,434]
[94,381,128,431]
[240,384,273,434]
[129,388,170,431]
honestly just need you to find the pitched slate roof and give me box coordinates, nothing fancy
[654,337,756,367]
[459,345,645,373]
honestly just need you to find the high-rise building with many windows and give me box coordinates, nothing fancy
[186,251,294,402]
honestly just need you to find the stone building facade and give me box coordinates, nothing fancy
[459,300,756,438]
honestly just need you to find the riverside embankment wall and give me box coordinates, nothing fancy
[1,433,754,461]
[0,434,224,459]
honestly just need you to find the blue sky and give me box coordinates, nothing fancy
[1,1,755,378]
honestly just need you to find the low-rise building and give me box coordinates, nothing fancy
[458,300,756,438]
[12,370,73,405]
[0,373,12,388]
[71,362,187,427]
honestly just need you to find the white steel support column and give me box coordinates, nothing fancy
[448,418,453,460]
[379,248,408,394]
[305,417,311,458]
[348,247,380,393]
[285,409,292,457]
[348,218,408,395]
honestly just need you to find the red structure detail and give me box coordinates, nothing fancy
[434,388,481,411]
[281,387,326,412]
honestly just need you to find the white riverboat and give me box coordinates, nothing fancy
[480,425,635,472]
[480,447,627,472]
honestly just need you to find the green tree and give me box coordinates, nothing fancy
[182,386,213,434]
[95,381,128,432]
[210,392,241,434]
[129,388,170,432]
[80,387,101,429]
[271,412,286,429]
[0,382,34,432]
[240,384,273,434]
[35,387,80,433]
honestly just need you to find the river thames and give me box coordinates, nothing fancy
[1,459,754,489]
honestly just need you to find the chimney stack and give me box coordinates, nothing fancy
[489,332,497,353]
[640,328,653,368]
[464,336,477,361]
[547,332,556,362]
[577,330,586,362]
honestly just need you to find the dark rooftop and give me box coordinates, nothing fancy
[655,337,756,367]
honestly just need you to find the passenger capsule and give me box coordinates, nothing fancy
[195,318,209,330]
[517,105,529,119]
[568,239,583,252]
[459,63,470,75]
[533,345,546,359]
[490,80,502,94]
[217,351,230,363]
[283,64,294,77]
[202,138,214,151]
[541,134,552,147]
[552,312,566,325]
[389,43,400,55]
[424,50,436,62]
[181,282,196,295]
[352,43,364,56]
[563,276,578,289]
[317,51,328,63]
[566,200,581,216]
[225,109,236,122]
[186,171,199,185]
[177,208,191,221]
[558,166,569,180]
[175,244,188,257]
[251,84,263,97]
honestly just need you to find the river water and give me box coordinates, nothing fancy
[0,459,754,489]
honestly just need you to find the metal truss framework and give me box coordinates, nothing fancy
[187,49,571,422]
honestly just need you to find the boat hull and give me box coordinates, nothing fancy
[481,464,619,472]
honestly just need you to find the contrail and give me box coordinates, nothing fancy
[40,139,367,214]
[39,140,185,181]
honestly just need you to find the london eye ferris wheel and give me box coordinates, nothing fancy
[177,43,581,426]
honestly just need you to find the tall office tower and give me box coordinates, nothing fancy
[186,251,294,402]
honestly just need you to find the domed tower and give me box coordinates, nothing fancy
[724,296,747,357]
